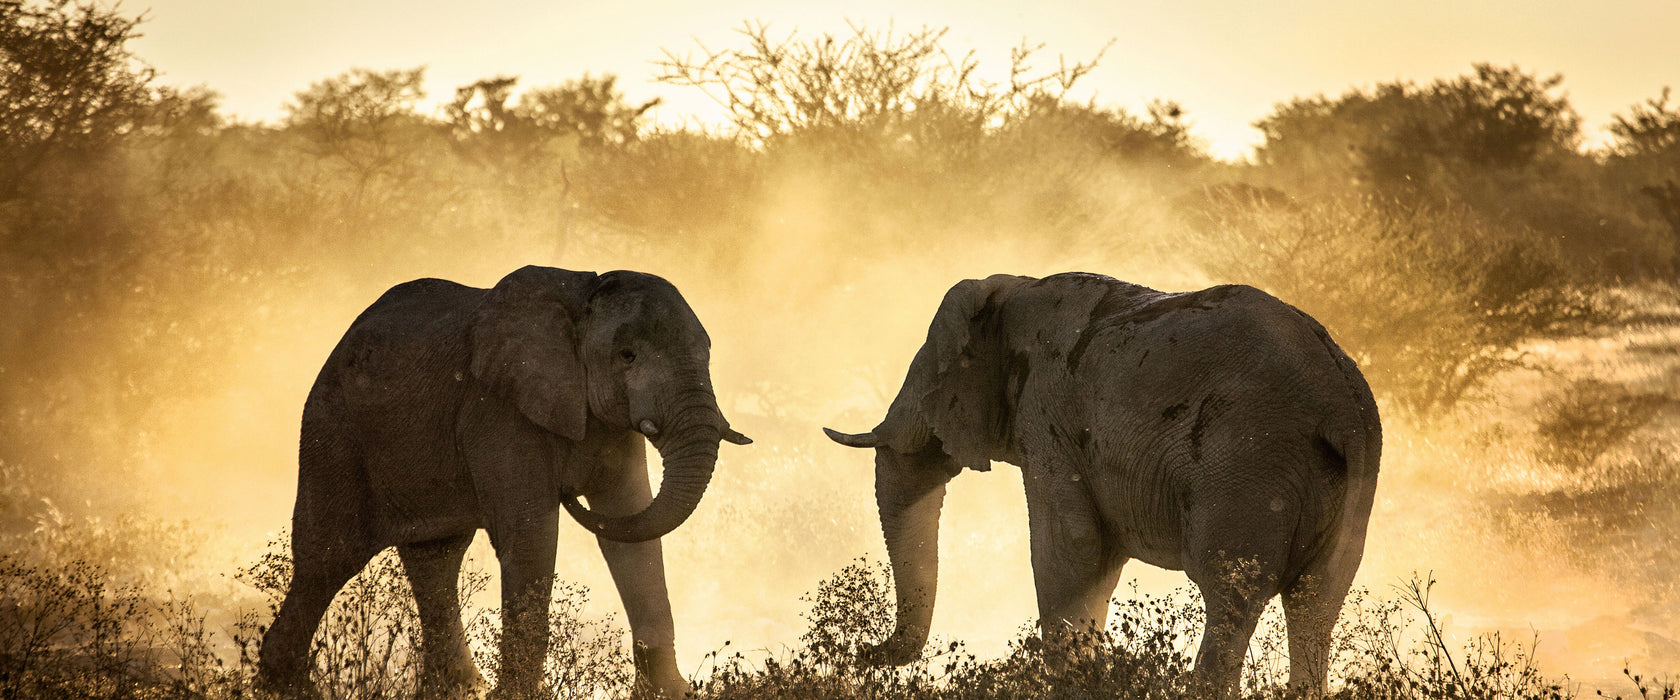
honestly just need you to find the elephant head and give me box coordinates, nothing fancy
[471,266,749,544]
[824,274,1031,664]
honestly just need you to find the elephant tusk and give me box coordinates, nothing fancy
[722,427,753,445]
[639,419,659,436]
[823,427,880,449]
[561,496,608,532]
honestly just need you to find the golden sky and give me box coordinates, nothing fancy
[131,0,1678,160]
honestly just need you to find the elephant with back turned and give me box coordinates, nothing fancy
[256,266,750,699]
[826,272,1380,697]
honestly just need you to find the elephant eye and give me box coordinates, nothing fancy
[618,348,637,363]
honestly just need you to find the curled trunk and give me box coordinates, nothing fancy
[564,406,720,543]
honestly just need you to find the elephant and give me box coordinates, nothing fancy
[825,272,1380,697]
[256,266,750,699]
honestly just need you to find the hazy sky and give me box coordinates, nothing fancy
[129,0,1680,160]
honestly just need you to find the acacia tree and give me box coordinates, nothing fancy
[282,66,430,190]
[1431,64,1579,169]
[445,73,661,258]
[446,73,657,171]
[654,21,1104,149]
[1254,63,1580,202]
[1608,87,1680,258]
[520,74,659,150]
[0,0,154,202]
[1247,64,1673,279]
[1611,87,1680,156]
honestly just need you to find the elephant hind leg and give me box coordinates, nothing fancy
[1184,505,1295,698]
[1279,556,1359,697]
[257,537,380,696]
[1190,567,1282,699]
[399,534,484,698]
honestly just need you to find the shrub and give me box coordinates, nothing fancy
[237,534,629,700]
[0,556,150,699]
[1335,575,1570,700]
[467,580,632,700]
[696,560,1594,699]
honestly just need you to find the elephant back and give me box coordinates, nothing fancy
[312,278,484,423]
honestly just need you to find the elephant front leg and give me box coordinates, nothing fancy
[488,509,559,699]
[589,434,691,699]
[1022,465,1124,645]
[600,538,688,699]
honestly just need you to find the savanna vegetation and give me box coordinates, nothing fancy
[3,1,1678,697]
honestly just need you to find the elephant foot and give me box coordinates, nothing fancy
[633,643,692,699]
[1186,666,1242,700]
[859,632,924,667]
[485,681,547,700]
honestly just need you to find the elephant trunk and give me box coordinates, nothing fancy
[866,453,952,666]
[564,398,721,544]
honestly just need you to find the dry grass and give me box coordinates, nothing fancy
[8,544,1676,699]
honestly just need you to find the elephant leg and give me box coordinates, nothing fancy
[587,433,690,699]
[398,534,483,698]
[487,510,559,699]
[258,537,379,697]
[1191,577,1275,698]
[1023,465,1116,644]
[1081,551,1127,637]
[1279,547,1359,697]
[260,410,381,697]
[1183,495,1295,699]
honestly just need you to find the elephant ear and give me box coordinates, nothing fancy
[879,274,1027,471]
[470,266,599,441]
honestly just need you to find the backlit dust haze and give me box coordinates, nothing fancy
[5,0,1677,694]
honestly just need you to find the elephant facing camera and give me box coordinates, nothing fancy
[257,265,745,700]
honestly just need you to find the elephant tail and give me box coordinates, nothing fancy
[1320,403,1382,584]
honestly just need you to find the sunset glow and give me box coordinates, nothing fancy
[5,1,1677,696]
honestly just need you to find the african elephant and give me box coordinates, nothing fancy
[825,273,1380,697]
[256,266,750,699]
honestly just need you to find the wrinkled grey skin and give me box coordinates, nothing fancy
[257,266,749,700]
[826,273,1380,698]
